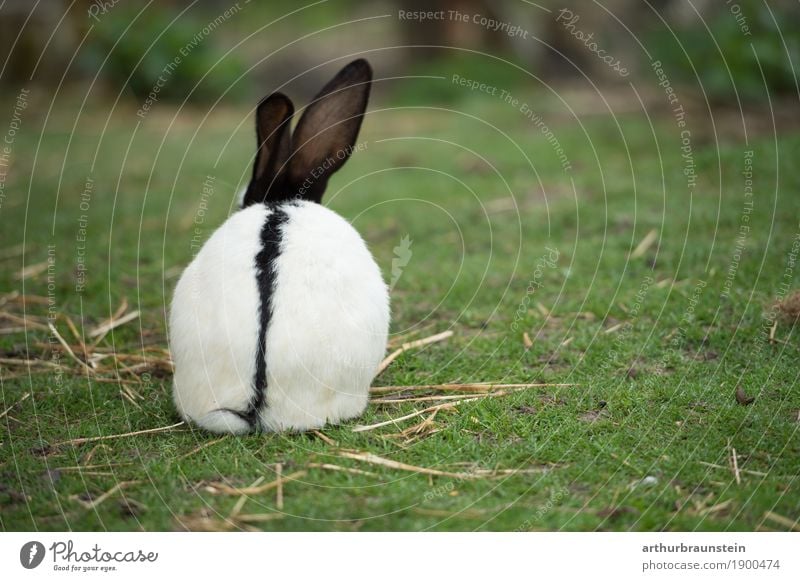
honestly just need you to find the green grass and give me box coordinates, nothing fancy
[1,86,798,531]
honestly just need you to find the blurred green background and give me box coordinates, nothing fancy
[2,0,798,106]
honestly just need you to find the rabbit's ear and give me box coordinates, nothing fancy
[287,59,372,202]
[242,92,294,207]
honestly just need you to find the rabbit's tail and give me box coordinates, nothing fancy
[195,408,254,434]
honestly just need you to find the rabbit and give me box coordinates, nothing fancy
[170,59,389,434]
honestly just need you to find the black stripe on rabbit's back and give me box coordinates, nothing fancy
[248,203,291,428]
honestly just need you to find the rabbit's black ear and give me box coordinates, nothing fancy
[287,59,372,203]
[242,92,294,207]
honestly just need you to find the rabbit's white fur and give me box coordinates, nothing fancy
[170,200,389,433]
[170,204,266,434]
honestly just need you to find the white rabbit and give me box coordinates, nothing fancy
[170,59,389,434]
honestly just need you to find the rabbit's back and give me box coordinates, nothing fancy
[170,204,269,433]
[171,201,389,433]
[261,200,389,431]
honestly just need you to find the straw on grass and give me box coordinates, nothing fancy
[358,384,576,433]
[382,410,442,446]
[0,357,61,369]
[73,481,139,510]
[176,437,227,462]
[307,463,378,478]
[177,510,283,532]
[14,261,49,280]
[697,460,766,478]
[0,244,25,261]
[353,400,467,433]
[376,330,453,375]
[206,470,308,496]
[369,382,575,394]
[762,510,800,532]
[311,430,338,446]
[0,312,49,331]
[62,314,84,343]
[275,464,283,510]
[655,278,674,289]
[55,421,186,447]
[55,463,132,472]
[630,228,658,259]
[89,311,140,341]
[412,508,486,519]
[0,293,50,306]
[81,444,111,465]
[119,389,140,408]
[0,392,30,420]
[699,499,733,517]
[234,513,285,523]
[472,467,552,476]
[337,450,475,479]
[729,442,742,486]
[230,477,264,518]
[48,322,93,374]
[371,390,545,404]
[0,327,29,335]
[523,332,533,349]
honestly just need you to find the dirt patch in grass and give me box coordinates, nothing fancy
[776,290,800,323]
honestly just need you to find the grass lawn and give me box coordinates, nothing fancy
[1,86,798,531]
